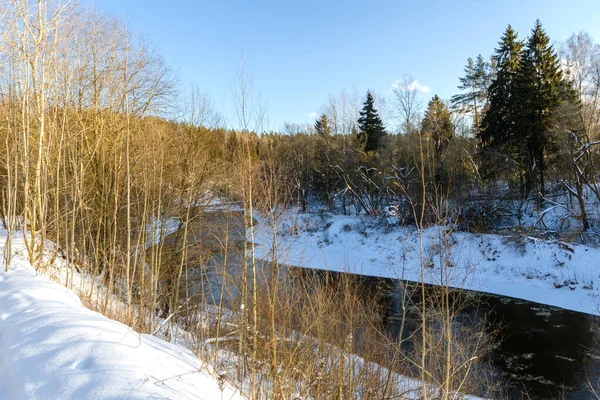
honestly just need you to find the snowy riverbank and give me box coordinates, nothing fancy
[252,210,600,316]
[0,231,242,400]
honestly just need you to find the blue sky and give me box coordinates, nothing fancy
[90,0,600,129]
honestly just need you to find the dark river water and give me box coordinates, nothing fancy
[481,294,600,399]
[286,267,600,400]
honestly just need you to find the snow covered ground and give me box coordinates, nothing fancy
[0,232,242,400]
[252,210,600,316]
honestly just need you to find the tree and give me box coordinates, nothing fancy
[519,19,564,200]
[551,92,591,231]
[482,21,566,201]
[559,32,600,212]
[480,25,526,192]
[357,91,386,152]
[314,113,331,136]
[421,95,453,178]
[560,31,600,140]
[451,55,491,135]
[392,74,422,135]
[323,88,360,135]
[481,25,524,148]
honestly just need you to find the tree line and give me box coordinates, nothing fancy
[272,20,600,233]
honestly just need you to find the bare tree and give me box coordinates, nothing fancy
[322,88,360,135]
[393,74,422,135]
[561,31,600,139]
[186,83,223,128]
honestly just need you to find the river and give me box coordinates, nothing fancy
[172,209,600,399]
[286,267,600,399]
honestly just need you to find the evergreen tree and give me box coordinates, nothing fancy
[421,95,453,167]
[451,54,490,134]
[314,113,331,136]
[480,25,526,191]
[519,19,563,200]
[481,25,524,150]
[481,21,565,200]
[357,91,386,152]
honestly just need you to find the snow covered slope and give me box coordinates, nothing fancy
[253,211,600,316]
[0,235,242,400]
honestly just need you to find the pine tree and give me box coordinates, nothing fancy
[357,91,386,152]
[451,54,490,134]
[314,113,331,136]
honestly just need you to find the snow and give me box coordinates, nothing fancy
[146,216,180,247]
[0,231,242,400]
[252,210,600,316]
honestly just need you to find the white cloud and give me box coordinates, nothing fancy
[308,112,319,118]
[391,79,431,94]
[408,80,431,93]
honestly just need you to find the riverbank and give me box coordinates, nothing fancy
[251,210,600,316]
[0,230,242,400]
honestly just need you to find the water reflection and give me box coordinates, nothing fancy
[289,268,600,399]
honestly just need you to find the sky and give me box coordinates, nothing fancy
[88,0,600,130]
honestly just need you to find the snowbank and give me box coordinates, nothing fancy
[0,232,242,400]
[252,211,600,316]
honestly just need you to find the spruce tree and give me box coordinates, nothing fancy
[314,113,331,136]
[480,25,527,192]
[519,19,563,200]
[481,21,565,200]
[481,25,524,151]
[357,91,386,152]
[422,95,453,170]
